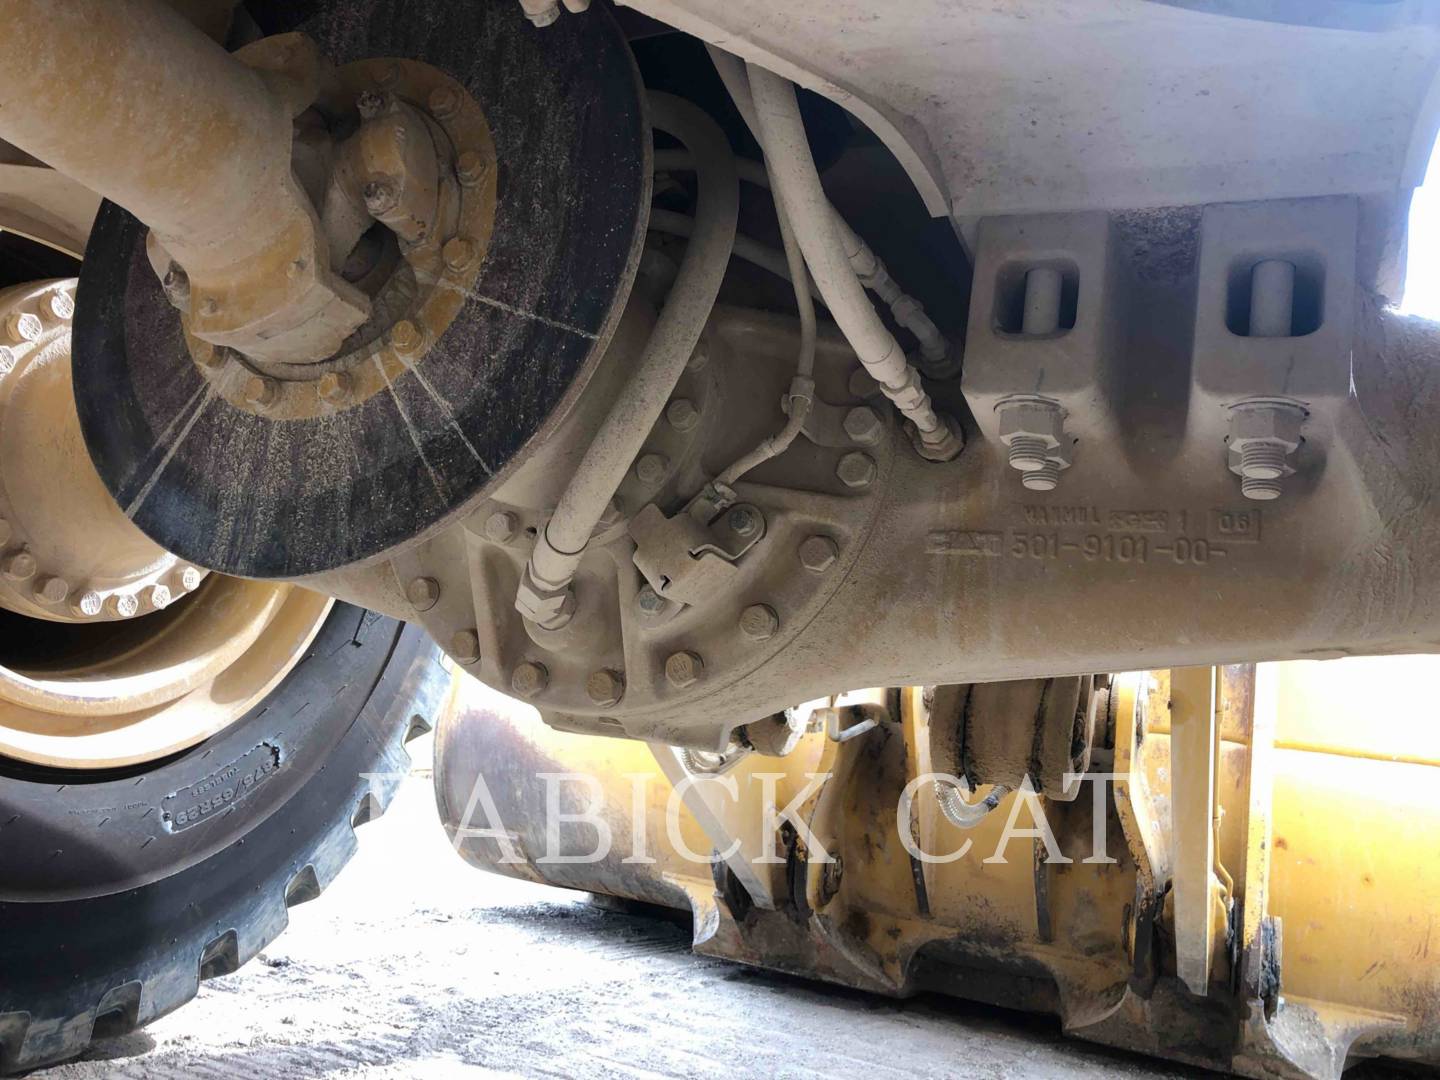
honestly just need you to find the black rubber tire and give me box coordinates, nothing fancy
[0,604,446,1074]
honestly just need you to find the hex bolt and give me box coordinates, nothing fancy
[363,179,399,217]
[2,551,36,581]
[483,511,518,543]
[842,406,882,446]
[71,589,103,617]
[392,319,422,354]
[456,150,487,187]
[511,660,549,698]
[161,266,190,309]
[739,603,779,642]
[666,397,700,432]
[405,576,441,611]
[665,650,704,689]
[586,669,625,707]
[1021,266,1064,336]
[107,592,140,618]
[34,575,69,604]
[6,311,41,344]
[44,290,74,323]
[636,584,668,617]
[428,85,461,119]
[245,375,279,409]
[317,370,353,405]
[442,237,477,274]
[450,628,481,665]
[0,346,15,375]
[727,506,759,538]
[356,89,389,119]
[635,453,668,485]
[178,566,203,592]
[998,400,1070,490]
[149,584,172,609]
[798,535,839,573]
[1227,402,1304,502]
[836,451,877,489]
[1023,460,1061,492]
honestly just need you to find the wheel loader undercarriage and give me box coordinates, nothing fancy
[0,0,1438,1076]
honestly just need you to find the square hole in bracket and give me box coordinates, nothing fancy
[1225,253,1325,338]
[993,258,1080,336]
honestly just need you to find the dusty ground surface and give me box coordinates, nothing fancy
[37,739,1416,1079]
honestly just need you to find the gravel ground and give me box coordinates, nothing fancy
[31,737,1405,1080]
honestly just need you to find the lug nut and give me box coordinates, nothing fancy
[34,575,69,604]
[406,576,440,611]
[727,507,759,538]
[392,320,422,354]
[842,406,882,446]
[635,453,668,485]
[636,584,668,617]
[483,511,518,543]
[2,551,36,581]
[46,291,75,323]
[666,398,700,432]
[71,589,103,617]
[149,584,172,609]
[457,150,488,187]
[245,376,279,409]
[798,535,839,573]
[836,451,877,489]
[442,237,477,274]
[739,603,779,642]
[317,370,353,405]
[511,660,549,698]
[107,592,140,619]
[363,179,399,216]
[450,628,481,665]
[665,650,704,689]
[5,311,41,344]
[586,669,625,707]
[428,85,460,119]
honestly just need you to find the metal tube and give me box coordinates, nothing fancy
[1022,266,1064,335]
[1250,259,1296,338]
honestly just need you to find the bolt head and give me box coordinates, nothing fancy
[739,603,779,641]
[442,236,477,274]
[428,85,461,119]
[6,311,41,344]
[842,406,882,445]
[727,507,759,537]
[392,320,422,354]
[72,589,103,617]
[149,584,172,609]
[798,535,839,573]
[245,376,279,409]
[666,397,700,432]
[34,575,69,604]
[636,584,668,617]
[1227,403,1304,453]
[586,669,625,707]
[317,370,353,405]
[363,179,400,216]
[483,511,518,543]
[2,551,36,581]
[998,400,1065,449]
[665,650,704,689]
[46,291,75,323]
[406,576,440,611]
[0,346,15,374]
[511,660,549,698]
[450,628,481,664]
[107,592,140,618]
[178,566,203,591]
[635,453,669,486]
[457,150,487,187]
[836,451,877,489]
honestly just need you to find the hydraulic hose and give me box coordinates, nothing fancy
[519,92,738,622]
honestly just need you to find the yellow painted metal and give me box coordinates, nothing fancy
[438,658,1440,1078]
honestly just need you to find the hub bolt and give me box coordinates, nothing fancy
[46,291,75,323]
[586,669,625,707]
[739,603,779,641]
[405,576,441,611]
[428,86,460,120]
[665,650,704,689]
[149,584,172,609]
[450,628,481,665]
[34,575,69,604]
[392,320,422,355]
[6,311,41,344]
[245,376,279,409]
[2,551,36,581]
[442,237,477,274]
[636,584,668,617]
[484,511,519,543]
[317,370,353,405]
[798,535,839,573]
[107,593,140,618]
[0,346,15,374]
[511,660,549,698]
[666,398,700,432]
[635,453,668,485]
[178,566,203,592]
[457,151,487,187]
[71,589,103,617]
